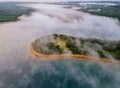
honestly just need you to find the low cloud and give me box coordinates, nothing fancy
[0,4,120,88]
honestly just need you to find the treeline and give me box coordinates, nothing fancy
[32,34,120,60]
[54,34,120,60]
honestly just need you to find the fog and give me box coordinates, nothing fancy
[0,4,120,88]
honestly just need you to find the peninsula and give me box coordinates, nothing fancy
[30,34,120,63]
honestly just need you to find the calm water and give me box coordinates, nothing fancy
[1,58,120,88]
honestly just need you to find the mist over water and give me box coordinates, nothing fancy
[0,4,120,88]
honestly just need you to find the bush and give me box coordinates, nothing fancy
[116,41,120,51]
[97,50,106,58]
[47,42,63,54]
[59,34,68,41]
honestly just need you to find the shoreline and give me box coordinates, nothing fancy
[30,43,120,64]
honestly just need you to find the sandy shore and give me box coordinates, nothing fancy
[30,43,120,64]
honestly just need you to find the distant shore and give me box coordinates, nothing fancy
[30,43,120,64]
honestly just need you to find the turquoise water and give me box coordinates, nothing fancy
[1,58,120,88]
